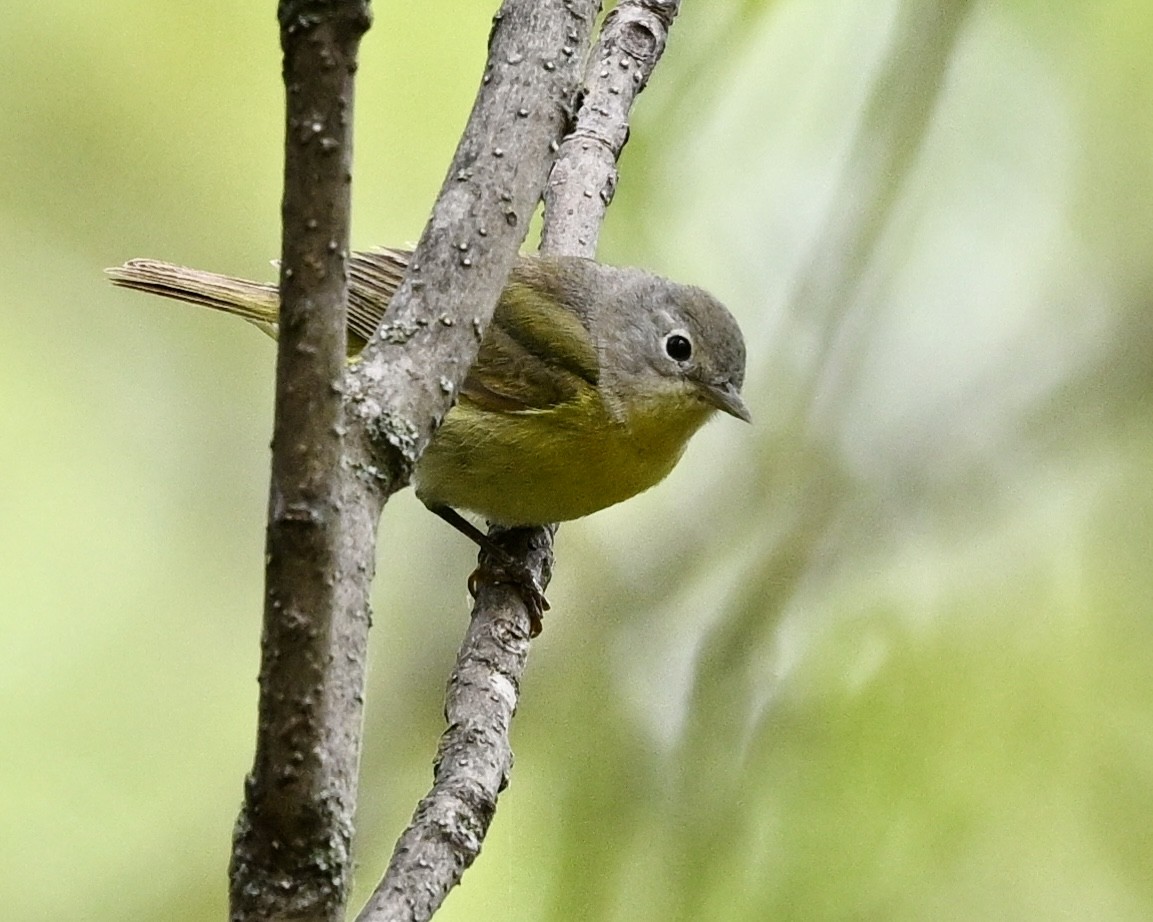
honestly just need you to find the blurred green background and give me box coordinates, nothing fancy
[4,0,1153,919]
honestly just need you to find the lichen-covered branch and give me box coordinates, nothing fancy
[357,3,687,920]
[344,0,597,489]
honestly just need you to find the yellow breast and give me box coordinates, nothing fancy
[413,383,714,525]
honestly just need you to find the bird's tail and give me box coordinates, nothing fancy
[107,247,411,344]
[105,258,281,338]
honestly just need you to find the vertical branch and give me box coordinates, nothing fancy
[230,3,372,922]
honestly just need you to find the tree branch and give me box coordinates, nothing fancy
[229,0,686,917]
[541,0,682,258]
[229,3,372,922]
[344,0,596,487]
[358,3,686,920]
[357,527,555,922]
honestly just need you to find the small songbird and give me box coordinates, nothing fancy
[108,247,749,529]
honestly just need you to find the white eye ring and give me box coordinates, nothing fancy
[664,330,693,363]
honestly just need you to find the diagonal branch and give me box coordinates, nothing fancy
[357,526,555,922]
[358,4,686,920]
[542,0,683,259]
[344,0,596,487]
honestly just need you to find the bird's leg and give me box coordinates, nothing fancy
[426,504,549,635]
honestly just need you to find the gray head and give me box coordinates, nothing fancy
[574,261,750,424]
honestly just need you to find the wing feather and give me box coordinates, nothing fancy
[346,249,602,414]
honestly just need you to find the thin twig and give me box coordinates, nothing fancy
[357,527,555,922]
[541,0,683,257]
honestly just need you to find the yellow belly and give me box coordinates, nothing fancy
[413,388,712,525]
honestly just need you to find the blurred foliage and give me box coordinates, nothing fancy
[2,0,1152,920]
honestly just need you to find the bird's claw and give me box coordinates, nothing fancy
[468,563,549,637]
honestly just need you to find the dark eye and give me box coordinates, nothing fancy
[664,332,693,362]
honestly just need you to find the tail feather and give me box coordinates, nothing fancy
[106,247,413,344]
[105,259,281,337]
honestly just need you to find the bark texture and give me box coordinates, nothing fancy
[231,4,373,922]
[357,4,686,920]
[233,2,688,920]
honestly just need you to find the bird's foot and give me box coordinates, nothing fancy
[427,504,551,636]
[468,561,549,637]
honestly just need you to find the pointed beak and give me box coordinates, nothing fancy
[703,380,751,423]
